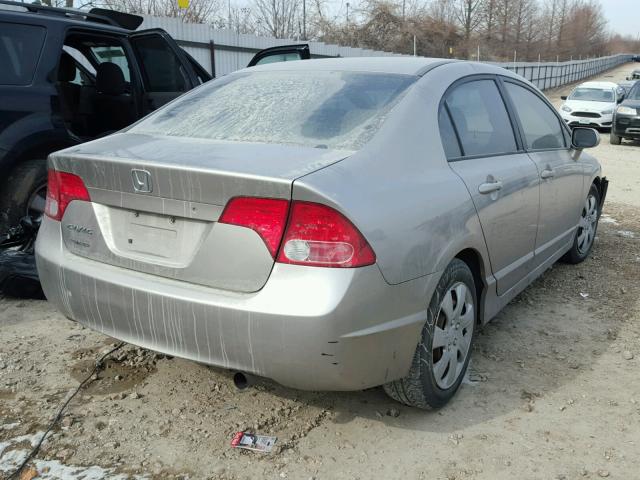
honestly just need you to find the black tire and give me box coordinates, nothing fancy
[562,184,601,264]
[384,259,476,409]
[610,131,622,145]
[0,159,48,234]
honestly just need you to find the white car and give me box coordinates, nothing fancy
[559,81,623,129]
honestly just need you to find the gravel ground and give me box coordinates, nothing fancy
[1,65,640,480]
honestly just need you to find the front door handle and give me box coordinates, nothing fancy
[541,168,555,179]
[478,180,503,194]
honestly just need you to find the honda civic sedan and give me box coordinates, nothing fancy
[36,58,607,409]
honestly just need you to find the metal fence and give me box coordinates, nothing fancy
[141,16,632,89]
[140,16,403,77]
[496,55,635,90]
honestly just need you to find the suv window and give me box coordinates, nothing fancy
[0,23,46,85]
[131,35,188,92]
[505,82,566,150]
[445,79,517,157]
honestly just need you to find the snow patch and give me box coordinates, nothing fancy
[0,431,146,480]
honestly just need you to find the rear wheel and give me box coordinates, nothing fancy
[610,131,622,145]
[0,159,47,234]
[384,259,476,409]
[562,184,600,264]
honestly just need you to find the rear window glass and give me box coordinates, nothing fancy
[0,23,46,85]
[131,71,416,150]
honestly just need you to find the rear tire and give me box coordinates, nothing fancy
[562,184,600,264]
[384,259,476,409]
[0,159,48,234]
[610,131,622,145]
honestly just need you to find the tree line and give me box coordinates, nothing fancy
[39,0,640,61]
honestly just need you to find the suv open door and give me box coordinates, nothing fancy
[247,44,310,67]
[129,29,206,112]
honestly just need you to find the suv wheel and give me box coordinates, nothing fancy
[0,159,48,234]
[384,259,476,409]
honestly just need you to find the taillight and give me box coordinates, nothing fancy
[277,201,376,268]
[44,170,91,221]
[218,197,289,257]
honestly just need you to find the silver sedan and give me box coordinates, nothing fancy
[36,58,607,409]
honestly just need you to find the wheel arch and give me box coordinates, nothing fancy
[454,248,487,325]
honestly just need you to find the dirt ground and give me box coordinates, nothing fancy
[1,64,640,480]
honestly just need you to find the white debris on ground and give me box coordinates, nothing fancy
[599,214,618,225]
[0,431,145,480]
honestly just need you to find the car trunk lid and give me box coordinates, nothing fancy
[50,133,351,292]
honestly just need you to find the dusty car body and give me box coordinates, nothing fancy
[36,58,607,408]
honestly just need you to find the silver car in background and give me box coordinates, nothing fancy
[36,58,607,409]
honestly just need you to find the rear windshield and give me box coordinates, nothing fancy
[131,71,416,150]
[0,23,46,85]
[568,87,614,102]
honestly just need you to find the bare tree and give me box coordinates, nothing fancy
[253,0,301,38]
[454,0,484,57]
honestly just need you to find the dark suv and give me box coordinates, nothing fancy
[0,1,217,232]
[611,81,640,145]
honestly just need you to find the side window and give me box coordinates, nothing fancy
[504,82,566,150]
[131,35,189,92]
[0,23,46,86]
[445,79,517,157]
[90,45,131,82]
[254,52,302,66]
[438,107,461,159]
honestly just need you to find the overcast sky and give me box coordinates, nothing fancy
[600,0,639,38]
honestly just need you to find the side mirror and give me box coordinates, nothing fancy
[571,127,600,149]
[617,95,625,103]
[560,95,568,100]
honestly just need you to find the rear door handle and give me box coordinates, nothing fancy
[541,169,555,179]
[478,180,503,194]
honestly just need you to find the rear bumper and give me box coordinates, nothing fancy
[36,218,439,391]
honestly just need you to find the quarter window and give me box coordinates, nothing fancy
[0,23,46,85]
[445,79,517,157]
[504,82,566,150]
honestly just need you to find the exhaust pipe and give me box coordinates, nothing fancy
[233,372,255,390]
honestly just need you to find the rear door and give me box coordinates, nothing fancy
[128,29,198,113]
[247,44,310,67]
[440,76,540,296]
[501,79,584,266]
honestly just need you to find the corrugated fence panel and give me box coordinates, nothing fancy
[140,15,632,87]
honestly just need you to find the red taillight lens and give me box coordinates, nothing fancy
[218,197,290,257]
[276,201,376,268]
[44,170,91,221]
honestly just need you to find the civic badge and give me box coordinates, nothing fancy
[131,169,153,193]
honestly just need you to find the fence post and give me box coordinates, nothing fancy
[209,40,216,77]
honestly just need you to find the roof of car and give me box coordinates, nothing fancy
[577,81,618,89]
[0,3,131,33]
[242,57,456,76]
